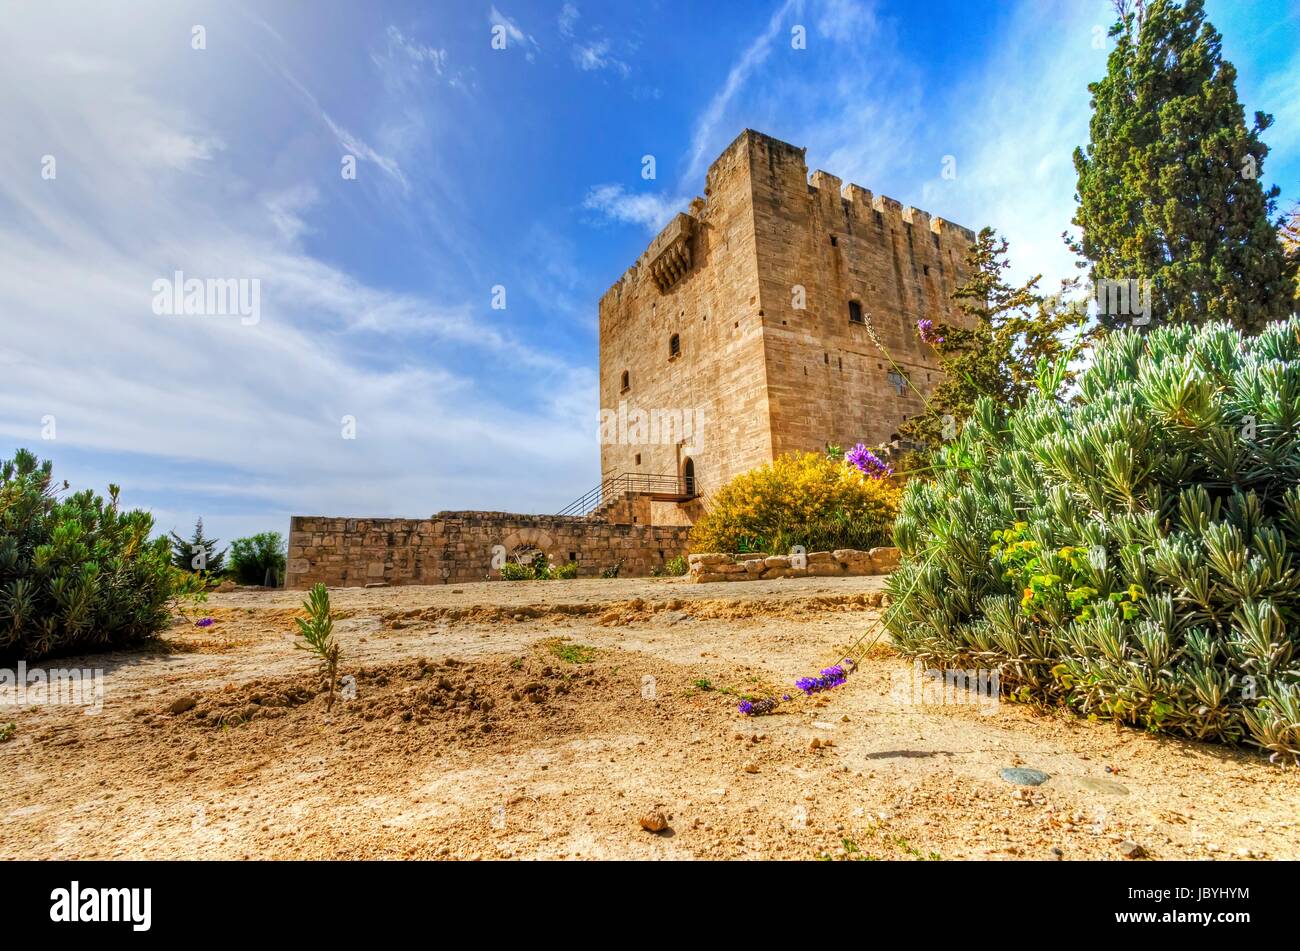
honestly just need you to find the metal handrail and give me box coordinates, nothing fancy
[556,472,692,517]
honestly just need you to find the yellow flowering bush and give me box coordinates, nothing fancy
[689,452,901,555]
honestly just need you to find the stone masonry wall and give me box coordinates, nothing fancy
[599,131,773,502]
[287,513,692,589]
[688,547,900,583]
[750,134,977,453]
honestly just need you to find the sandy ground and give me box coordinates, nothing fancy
[2,575,1297,861]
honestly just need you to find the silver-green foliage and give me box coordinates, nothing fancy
[886,320,1300,762]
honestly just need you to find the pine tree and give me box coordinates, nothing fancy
[899,228,1086,450]
[169,518,226,575]
[1070,0,1296,333]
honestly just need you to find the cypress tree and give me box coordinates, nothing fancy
[1070,0,1296,333]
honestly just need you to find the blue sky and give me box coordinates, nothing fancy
[2,0,1297,547]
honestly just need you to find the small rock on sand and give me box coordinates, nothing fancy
[999,767,1049,786]
[639,810,668,833]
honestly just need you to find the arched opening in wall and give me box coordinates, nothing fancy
[509,544,546,571]
[682,457,696,497]
[669,333,681,358]
[848,300,864,324]
[620,370,630,392]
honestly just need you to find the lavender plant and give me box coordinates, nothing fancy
[887,320,1300,762]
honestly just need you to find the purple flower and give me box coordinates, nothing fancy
[739,697,781,716]
[795,665,847,695]
[917,318,944,345]
[196,617,214,627]
[846,443,893,479]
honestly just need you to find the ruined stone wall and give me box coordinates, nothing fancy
[287,513,691,589]
[598,129,977,499]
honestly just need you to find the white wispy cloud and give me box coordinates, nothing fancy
[572,38,630,76]
[683,0,800,183]
[372,24,460,92]
[581,184,685,231]
[558,3,580,39]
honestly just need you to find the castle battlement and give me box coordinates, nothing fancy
[601,129,976,311]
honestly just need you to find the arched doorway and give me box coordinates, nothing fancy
[682,457,696,496]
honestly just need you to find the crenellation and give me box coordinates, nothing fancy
[808,169,842,195]
[841,183,873,216]
[871,194,906,227]
[932,217,977,244]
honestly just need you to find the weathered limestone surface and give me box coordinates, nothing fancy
[687,547,900,583]
[599,129,976,499]
[287,513,691,589]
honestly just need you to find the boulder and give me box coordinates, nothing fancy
[168,695,198,715]
[869,547,901,572]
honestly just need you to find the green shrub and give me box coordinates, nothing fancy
[689,451,900,555]
[0,449,182,661]
[886,321,1300,762]
[497,554,578,581]
[498,561,532,580]
[652,554,688,577]
[228,531,287,586]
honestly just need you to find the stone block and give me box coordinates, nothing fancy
[807,563,845,577]
[869,547,901,572]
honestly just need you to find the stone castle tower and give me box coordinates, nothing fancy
[597,129,976,516]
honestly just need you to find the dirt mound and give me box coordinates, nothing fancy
[165,649,617,745]
[376,591,887,630]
